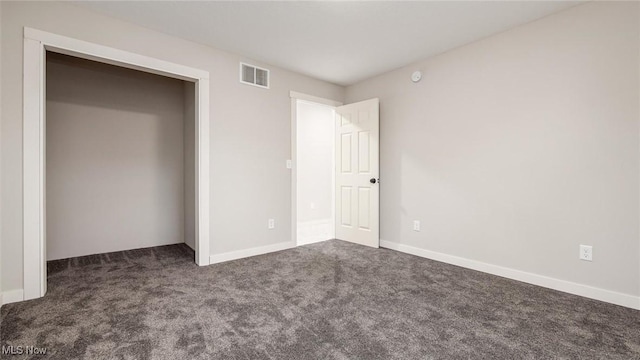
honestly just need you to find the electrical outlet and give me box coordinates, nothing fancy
[579,245,592,261]
[413,220,420,232]
[310,202,316,210]
[268,219,275,229]
[286,160,292,169]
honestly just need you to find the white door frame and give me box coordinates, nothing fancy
[22,27,211,301]
[289,91,342,246]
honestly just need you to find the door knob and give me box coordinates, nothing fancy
[370,178,378,184]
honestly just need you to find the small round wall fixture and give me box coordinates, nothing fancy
[411,71,422,83]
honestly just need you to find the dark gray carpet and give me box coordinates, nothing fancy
[1,240,639,359]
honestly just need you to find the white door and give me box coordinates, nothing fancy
[335,98,379,248]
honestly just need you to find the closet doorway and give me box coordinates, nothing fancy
[45,52,195,261]
[22,28,210,301]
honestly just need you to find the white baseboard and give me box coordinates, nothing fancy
[1,289,25,306]
[297,219,333,246]
[380,240,640,310]
[209,241,295,265]
[297,238,331,246]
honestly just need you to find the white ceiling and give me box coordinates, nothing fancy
[74,1,581,86]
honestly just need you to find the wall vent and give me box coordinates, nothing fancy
[240,62,269,89]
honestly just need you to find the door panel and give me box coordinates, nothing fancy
[341,134,352,172]
[335,98,379,248]
[358,131,370,172]
[358,187,371,230]
[340,186,352,226]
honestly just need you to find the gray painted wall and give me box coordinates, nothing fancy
[345,1,640,297]
[46,53,186,260]
[0,1,344,291]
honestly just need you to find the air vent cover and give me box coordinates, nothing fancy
[240,63,270,89]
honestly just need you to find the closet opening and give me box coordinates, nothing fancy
[45,52,197,265]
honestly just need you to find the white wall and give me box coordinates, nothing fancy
[1,1,344,292]
[346,1,640,303]
[296,101,334,245]
[45,53,186,260]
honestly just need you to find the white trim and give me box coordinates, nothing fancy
[298,239,331,247]
[209,241,295,264]
[290,91,342,107]
[381,240,640,310]
[24,28,208,81]
[22,28,211,302]
[1,289,25,306]
[291,97,298,246]
[23,37,44,300]
[330,108,336,243]
[195,78,211,266]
